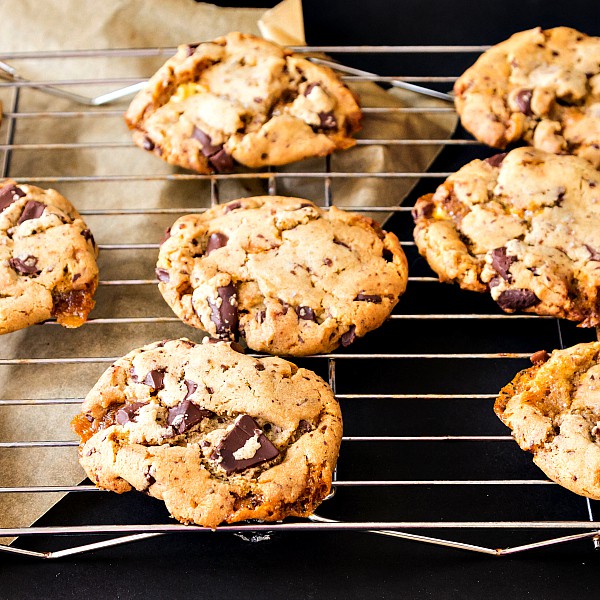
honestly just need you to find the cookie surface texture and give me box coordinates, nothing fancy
[412,148,600,326]
[454,27,600,168]
[125,32,362,173]
[72,338,343,528]
[0,180,99,334]
[156,196,408,355]
[496,342,600,499]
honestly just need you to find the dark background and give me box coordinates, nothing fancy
[3,0,600,598]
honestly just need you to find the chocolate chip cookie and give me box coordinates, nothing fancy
[412,147,600,326]
[496,342,600,499]
[454,27,600,168]
[156,196,408,355]
[125,32,362,173]
[72,338,343,528]
[0,180,99,334]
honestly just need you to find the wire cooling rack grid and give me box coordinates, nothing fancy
[0,45,598,559]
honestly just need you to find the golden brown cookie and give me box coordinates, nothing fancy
[454,27,600,168]
[0,180,99,334]
[72,338,343,528]
[125,32,362,173]
[156,196,408,356]
[496,342,600,499]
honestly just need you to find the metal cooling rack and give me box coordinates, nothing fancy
[0,44,599,560]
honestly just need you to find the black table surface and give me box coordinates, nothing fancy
[3,1,600,598]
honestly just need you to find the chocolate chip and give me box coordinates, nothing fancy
[230,341,245,354]
[81,229,96,246]
[296,306,316,321]
[116,402,147,425]
[585,245,600,261]
[530,350,550,366]
[206,232,228,255]
[304,82,319,96]
[354,293,382,303]
[411,201,435,221]
[184,379,198,401]
[214,415,279,474]
[155,268,170,282]
[318,111,337,130]
[142,136,155,151]
[167,400,213,434]
[340,325,356,347]
[208,284,238,338]
[255,362,265,371]
[323,257,333,267]
[143,369,165,390]
[484,153,507,168]
[0,184,25,213]
[224,201,242,213]
[496,289,539,311]
[209,148,234,173]
[73,273,81,282]
[18,200,45,225]
[9,255,40,276]
[515,89,533,116]
[490,247,517,282]
[192,127,223,157]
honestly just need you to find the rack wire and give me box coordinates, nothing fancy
[0,44,598,560]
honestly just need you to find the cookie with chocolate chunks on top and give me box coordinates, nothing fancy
[412,148,600,326]
[496,342,600,500]
[0,179,99,334]
[454,27,600,168]
[156,196,408,356]
[124,32,362,174]
[72,338,343,529]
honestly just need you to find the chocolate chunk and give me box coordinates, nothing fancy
[333,238,350,250]
[585,244,600,261]
[411,201,435,221]
[230,341,245,354]
[73,273,81,282]
[215,415,279,474]
[209,148,234,173]
[0,184,25,212]
[255,362,265,371]
[116,402,147,425]
[515,89,533,116]
[155,268,170,282]
[184,379,198,401]
[340,325,356,347]
[490,247,517,282]
[167,400,213,434]
[224,201,242,213]
[296,306,316,321]
[208,284,238,338]
[496,289,539,311]
[530,349,550,366]
[9,256,40,276]
[81,229,95,246]
[192,127,223,157]
[354,293,382,303]
[142,136,155,151]
[144,466,156,486]
[206,232,228,255]
[318,111,337,130]
[323,257,333,267]
[143,369,165,390]
[298,419,313,433]
[18,200,45,225]
[304,82,319,96]
[484,153,507,168]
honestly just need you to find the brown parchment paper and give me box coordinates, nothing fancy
[0,0,456,545]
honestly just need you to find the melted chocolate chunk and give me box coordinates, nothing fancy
[411,201,435,221]
[167,400,213,434]
[9,256,40,276]
[184,379,198,401]
[143,369,165,390]
[208,284,238,338]
[354,293,382,303]
[318,111,337,130]
[215,415,279,474]
[530,349,550,366]
[142,136,155,151]
[490,247,517,282]
[230,341,245,354]
[18,200,45,225]
[155,268,170,282]
[296,306,316,321]
[209,148,234,173]
[515,89,533,116]
[81,229,95,245]
[340,325,356,347]
[0,184,25,212]
[298,419,313,433]
[304,82,319,96]
[484,153,507,168]
[496,289,539,311]
[116,402,147,425]
[224,201,242,213]
[206,232,229,255]
[192,127,223,157]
